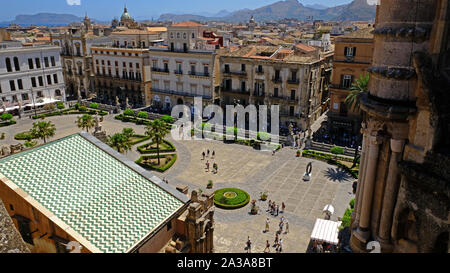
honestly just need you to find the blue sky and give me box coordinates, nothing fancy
[0,0,354,21]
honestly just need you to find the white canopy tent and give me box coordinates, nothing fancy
[24,98,61,108]
[310,219,341,245]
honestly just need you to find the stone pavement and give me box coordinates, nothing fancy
[0,114,355,253]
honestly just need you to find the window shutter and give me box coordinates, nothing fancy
[340,75,344,88]
[353,47,357,57]
[344,47,348,56]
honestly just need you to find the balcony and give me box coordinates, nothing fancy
[253,91,265,97]
[151,67,170,74]
[188,71,210,77]
[287,78,300,85]
[151,88,212,100]
[280,112,301,118]
[255,69,264,74]
[272,77,282,84]
[223,70,247,77]
[174,70,183,75]
[221,87,250,95]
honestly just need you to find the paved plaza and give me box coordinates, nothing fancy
[0,113,355,253]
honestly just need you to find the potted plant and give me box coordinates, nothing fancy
[250,200,259,215]
[296,150,301,157]
[207,180,213,189]
[260,191,268,201]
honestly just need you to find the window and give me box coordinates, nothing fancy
[5,58,12,72]
[17,79,23,90]
[9,204,14,211]
[28,58,34,70]
[204,66,209,75]
[341,75,353,89]
[183,33,187,39]
[177,33,180,39]
[55,89,61,96]
[191,65,196,75]
[44,57,49,67]
[47,75,52,85]
[136,63,139,69]
[101,60,105,65]
[224,64,230,73]
[257,65,263,73]
[192,33,195,38]
[170,32,174,39]
[129,62,133,68]
[37,91,43,98]
[96,60,99,65]
[164,63,168,72]
[344,46,356,57]
[123,62,126,67]
[22,93,29,101]
[53,74,58,84]
[115,61,118,67]
[31,77,37,88]
[51,56,55,66]
[107,60,111,66]
[290,90,296,100]
[9,80,15,91]
[241,64,246,72]
[13,57,20,71]
[35,58,41,69]
[274,88,279,97]
[16,216,33,245]
[38,76,43,86]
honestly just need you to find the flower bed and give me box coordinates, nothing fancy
[302,150,359,179]
[137,139,176,154]
[135,154,177,172]
[214,188,251,210]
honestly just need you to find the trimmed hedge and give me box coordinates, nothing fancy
[137,139,176,154]
[0,120,17,127]
[161,115,174,124]
[331,146,345,155]
[129,135,151,145]
[135,153,177,172]
[32,108,107,119]
[302,150,359,179]
[214,188,251,209]
[15,131,34,140]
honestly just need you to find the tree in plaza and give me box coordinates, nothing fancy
[106,133,132,154]
[345,73,370,113]
[76,114,95,132]
[145,119,170,165]
[122,128,135,139]
[30,121,56,144]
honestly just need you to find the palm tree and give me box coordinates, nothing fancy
[76,114,95,132]
[122,128,135,139]
[106,133,132,154]
[145,119,170,165]
[345,73,370,113]
[30,121,56,144]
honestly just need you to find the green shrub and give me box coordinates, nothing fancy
[24,140,38,148]
[137,112,148,119]
[74,103,80,110]
[124,109,135,116]
[331,146,345,155]
[15,132,34,141]
[135,154,177,172]
[257,131,271,141]
[349,199,355,209]
[213,188,251,209]
[0,113,13,121]
[57,102,65,110]
[341,208,354,228]
[161,115,174,124]
[89,103,99,109]
[79,106,88,112]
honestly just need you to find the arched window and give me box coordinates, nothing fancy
[13,57,20,71]
[5,57,12,72]
[192,33,195,38]
[183,33,187,39]
[177,33,180,39]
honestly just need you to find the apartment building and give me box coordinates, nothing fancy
[328,27,374,142]
[148,22,220,112]
[219,44,331,131]
[0,44,65,115]
[51,27,112,100]
[91,46,151,108]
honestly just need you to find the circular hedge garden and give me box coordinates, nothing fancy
[214,188,250,209]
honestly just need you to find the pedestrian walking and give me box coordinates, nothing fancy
[264,240,270,253]
[279,239,283,253]
[282,202,286,213]
[265,218,270,232]
[267,200,272,212]
[206,161,210,172]
[276,205,279,216]
[212,150,215,159]
[202,151,205,160]
[246,236,252,253]
[213,163,218,174]
[274,233,279,245]
[285,220,289,234]
[207,149,210,157]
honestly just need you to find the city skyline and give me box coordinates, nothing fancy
[0,0,354,21]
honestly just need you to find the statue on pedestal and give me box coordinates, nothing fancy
[303,162,313,181]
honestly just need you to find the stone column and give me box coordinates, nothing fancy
[377,139,405,250]
[353,126,369,228]
[354,135,382,242]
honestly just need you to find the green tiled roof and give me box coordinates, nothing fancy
[0,134,185,253]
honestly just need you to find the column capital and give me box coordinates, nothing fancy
[390,139,405,153]
[370,135,383,145]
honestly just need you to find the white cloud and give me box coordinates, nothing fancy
[66,0,81,6]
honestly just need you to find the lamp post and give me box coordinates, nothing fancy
[30,87,38,118]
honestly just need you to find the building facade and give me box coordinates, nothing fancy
[327,27,374,146]
[350,0,449,253]
[51,27,112,100]
[91,46,151,108]
[0,45,65,115]
[219,45,331,131]
[148,22,220,113]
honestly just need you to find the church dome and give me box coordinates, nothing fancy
[121,7,132,21]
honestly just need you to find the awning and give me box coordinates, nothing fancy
[24,98,61,108]
[0,106,19,113]
[310,219,341,245]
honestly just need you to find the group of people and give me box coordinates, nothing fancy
[268,200,286,216]
[202,149,218,174]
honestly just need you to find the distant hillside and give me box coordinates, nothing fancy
[158,0,376,23]
[0,13,107,27]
